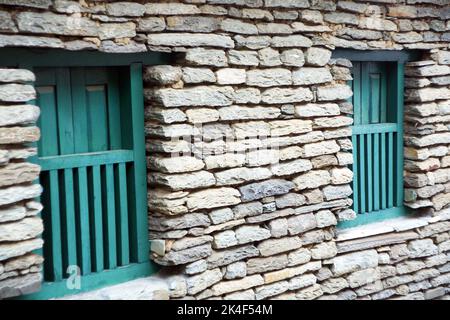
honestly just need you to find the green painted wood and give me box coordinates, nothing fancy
[62,169,77,270]
[374,133,380,211]
[388,132,394,208]
[352,123,397,135]
[128,63,149,263]
[90,164,104,272]
[0,48,171,67]
[71,68,89,154]
[86,85,109,152]
[55,68,75,155]
[116,163,130,265]
[107,69,122,150]
[332,49,422,63]
[104,164,118,269]
[343,60,406,228]
[47,170,63,281]
[39,150,134,171]
[359,135,366,213]
[28,61,154,298]
[381,133,387,210]
[75,167,91,275]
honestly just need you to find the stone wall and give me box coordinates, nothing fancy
[404,51,450,213]
[0,69,43,299]
[0,0,449,300]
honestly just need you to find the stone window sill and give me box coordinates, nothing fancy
[335,209,450,242]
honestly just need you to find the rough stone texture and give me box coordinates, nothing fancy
[1,0,450,301]
[0,70,43,299]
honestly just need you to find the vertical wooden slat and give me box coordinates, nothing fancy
[373,133,380,211]
[48,170,63,281]
[104,164,118,269]
[90,165,104,272]
[71,68,89,154]
[367,134,373,212]
[359,135,366,213]
[116,163,130,265]
[121,63,149,262]
[76,167,91,274]
[388,132,394,208]
[381,133,387,210]
[62,168,77,272]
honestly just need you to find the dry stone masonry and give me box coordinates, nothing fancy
[0,0,449,300]
[0,69,43,299]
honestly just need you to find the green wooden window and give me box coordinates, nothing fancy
[339,61,406,228]
[0,48,171,300]
[23,64,154,298]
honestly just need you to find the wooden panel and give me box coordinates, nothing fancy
[90,165,104,272]
[104,164,117,269]
[116,163,130,265]
[75,167,91,275]
[86,84,109,152]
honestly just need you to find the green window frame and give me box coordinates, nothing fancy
[0,48,171,299]
[333,50,421,229]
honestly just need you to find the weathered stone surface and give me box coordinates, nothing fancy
[221,18,258,35]
[0,272,42,299]
[186,268,222,295]
[216,68,246,85]
[215,167,272,186]
[149,171,216,191]
[137,17,165,32]
[239,179,295,202]
[280,49,305,67]
[186,188,241,211]
[0,184,42,207]
[182,67,216,84]
[271,159,312,176]
[332,250,379,276]
[316,85,353,101]
[235,225,271,245]
[211,274,264,296]
[219,105,280,121]
[144,66,182,85]
[148,33,234,48]
[0,238,43,262]
[261,87,313,104]
[257,236,302,257]
[0,69,35,83]
[149,213,210,232]
[321,278,349,294]
[106,2,145,17]
[247,68,291,88]
[305,47,332,66]
[311,242,337,259]
[17,12,98,37]
[0,84,35,103]
[293,170,331,190]
[0,163,40,188]
[0,217,42,242]
[155,244,212,266]
[271,35,313,48]
[0,35,64,49]
[292,68,332,86]
[287,214,317,235]
[408,239,439,258]
[225,261,247,280]
[295,103,340,118]
[207,245,259,269]
[145,3,200,15]
[150,86,234,108]
[228,50,259,66]
[302,140,340,158]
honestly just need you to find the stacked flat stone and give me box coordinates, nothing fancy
[404,51,450,215]
[0,68,43,299]
[0,0,449,300]
[317,214,450,300]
